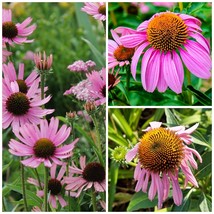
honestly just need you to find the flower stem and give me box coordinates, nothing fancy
[2,197,6,211]
[179,2,183,11]
[186,71,192,105]
[5,42,13,62]
[43,166,49,211]
[102,20,106,34]
[40,73,45,102]
[21,158,28,211]
[126,65,131,91]
[34,168,42,189]
[91,188,97,211]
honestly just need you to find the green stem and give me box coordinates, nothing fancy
[5,42,13,62]
[41,73,45,101]
[179,2,183,11]
[34,168,42,189]
[102,20,106,34]
[186,71,192,104]
[91,188,97,211]
[126,65,131,91]
[2,197,6,211]
[21,158,28,211]
[43,166,49,212]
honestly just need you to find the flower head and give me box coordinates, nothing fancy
[3,62,40,94]
[9,117,79,167]
[120,12,211,94]
[64,156,106,197]
[3,80,53,130]
[2,9,36,45]
[67,60,96,73]
[126,122,202,208]
[81,2,106,21]
[28,163,68,208]
[109,29,135,70]
[34,52,53,72]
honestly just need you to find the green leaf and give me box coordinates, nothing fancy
[82,37,105,67]
[187,2,206,14]
[165,109,179,125]
[127,191,158,211]
[187,85,211,106]
[199,193,212,212]
[3,160,13,173]
[195,151,211,179]
[115,82,130,105]
[7,184,43,206]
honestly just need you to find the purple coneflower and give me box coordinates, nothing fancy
[28,163,67,208]
[120,12,211,94]
[126,122,202,208]
[9,117,79,167]
[64,156,106,197]
[108,30,135,70]
[2,9,36,45]
[3,62,40,94]
[81,2,106,21]
[3,80,53,130]
[34,52,53,71]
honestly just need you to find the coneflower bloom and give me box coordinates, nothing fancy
[81,2,106,21]
[64,156,106,197]
[34,52,53,71]
[2,9,36,45]
[3,62,39,94]
[28,163,67,208]
[87,68,106,106]
[126,122,202,209]
[2,48,12,62]
[9,117,79,167]
[3,80,53,130]
[108,29,135,69]
[120,12,211,94]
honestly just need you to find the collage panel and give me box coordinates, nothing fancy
[2,2,106,212]
[108,2,212,106]
[108,108,212,211]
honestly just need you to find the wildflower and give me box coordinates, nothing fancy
[67,60,96,73]
[9,117,79,167]
[64,156,105,197]
[34,52,53,72]
[2,9,36,45]
[28,163,67,208]
[2,48,12,63]
[3,62,40,94]
[81,2,106,21]
[108,30,135,69]
[86,68,106,106]
[126,122,202,208]
[3,80,53,130]
[108,68,121,91]
[120,12,211,93]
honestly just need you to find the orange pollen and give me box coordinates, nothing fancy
[147,12,188,51]
[138,127,184,173]
[113,45,135,61]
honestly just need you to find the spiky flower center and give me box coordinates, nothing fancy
[83,162,105,182]
[138,127,184,173]
[3,21,18,39]
[147,12,188,51]
[114,45,135,61]
[16,79,28,94]
[101,85,106,97]
[6,92,30,115]
[98,5,106,15]
[33,138,56,158]
[48,178,62,195]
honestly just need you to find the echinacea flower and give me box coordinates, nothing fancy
[2,48,12,62]
[3,62,40,94]
[3,80,53,130]
[86,68,106,105]
[64,156,106,197]
[9,117,79,168]
[81,2,106,21]
[108,30,135,69]
[126,122,202,209]
[34,52,53,71]
[120,12,211,94]
[2,9,36,45]
[28,163,67,208]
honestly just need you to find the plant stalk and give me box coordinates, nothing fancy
[21,158,28,211]
[43,166,49,211]
[91,188,97,211]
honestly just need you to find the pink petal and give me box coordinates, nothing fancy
[125,144,139,162]
[120,33,146,48]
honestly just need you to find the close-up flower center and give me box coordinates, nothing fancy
[147,12,188,51]
[16,79,28,94]
[114,45,135,61]
[33,138,56,158]
[6,92,30,115]
[3,21,18,39]
[98,5,106,15]
[48,178,62,195]
[138,127,184,173]
[83,162,105,182]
